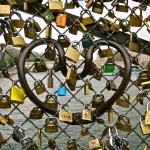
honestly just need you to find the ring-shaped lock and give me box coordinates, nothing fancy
[115,0,128,12]
[58,34,70,48]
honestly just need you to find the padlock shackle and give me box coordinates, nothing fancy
[9,10,23,20]
[45,117,57,124]
[109,126,118,136]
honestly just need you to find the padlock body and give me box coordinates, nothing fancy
[29,109,43,119]
[45,99,58,110]
[116,121,131,132]
[45,123,58,132]
[0,100,11,108]
[57,87,66,96]
[59,111,72,122]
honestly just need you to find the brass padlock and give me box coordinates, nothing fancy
[0,94,11,109]
[74,19,87,31]
[49,0,63,12]
[108,108,113,122]
[144,16,150,33]
[34,80,46,95]
[45,94,58,110]
[45,23,52,38]
[65,0,75,9]
[58,34,70,48]
[0,132,6,146]
[59,104,73,123]
[106,80,117,91]
[89,138,101,150]
[92,1,104,14]
[85,0,93,9]
[81,105,93,121]
[10,82,25,104]
[108,10,115,19]
[44,44,56,61]
[145,102,150,125]
[66,65,77,91]
[92,93,105,108]
[35,58,47,72]
[45,117,58,132]
[116,92,130,108]
[129,32,139,52]
[69,24,78,35]
[23,1,29,11]
[4,17,17,32]
[84,79,90,95]
[99,48,113,58]
[116,0,128,12]
[98,18,110,33]
[65,41,81,63]
[47,69,53,88]
[80,9,95,26]
[38,128,42,148]
[109,19,120,32]
[56,13,67,28]
[141,81,150,89]
[41,9,55,23]
[140,116,150,135]
[130,7,143,27]
[67,138,77,150]
[29,107,43,119]
[0,5,11,16]
[80,128,89,137]
[116,115,132,132]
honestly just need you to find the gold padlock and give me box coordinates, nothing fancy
[67,138,77,150]
[92,1,104,14]
[47,69,53,88]
[74,19,87,31]
[81,105,93,121]
[130,7,143,27]
[69,24,78,35]
[108,10,115,19]
[44,44,56,61]
[49,0,63,12]
[23,1,29,11]
[0,5,11,16]
[29,107,43,119]
[92,93,105,108]
[0,94,11,109]
[145,102,150,125]
[34,80,46,95]
[85,0,93,9]
[45,94,58,110]
[89,138,101,150]
[59,104,73,123]
[141,81,150,89]
[45,117,58,132]
[140,117,150,135]
[35,58,47,72]
[66,65,77,91]
[108,108,113,123]
[106,80,117,91]
[110,19,120,32]
[10,82,25,104]
[58,34,70,48]
[0,115,8,126]
[84,79,90,95]
[45,23,52,38]
[38,128,42,148]
[116,0,128,12]
[116,115,132,132]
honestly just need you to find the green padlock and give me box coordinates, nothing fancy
[104,58,115,73]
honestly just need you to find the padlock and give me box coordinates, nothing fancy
[21,137,38,150]
[34,80,46,95]
[45,23,52,37]
[98,18,110,33]
[6,0,18,8]
[0,94,11,108]
[106,126,123,150]
[41,9,55,23]
[0,5,11,16]
[0,44,6,62]
[116,92,130,108]
[80,9,95,26]
[49,0,63,12]
[56,13,67,28]
[45,94,58,110]
[0,132,6,146]
[57,84,66,96]
[116,115,132,132]
[84,80,90,95]
[92,1,104,14]
[44,44,56,61]
[66,65,77,91]
[108,108,113,122]
[35,58,47,72]
[59,104,73,123]
[0,115,8,126]
[89,138,100,150]
[67,138,77,150]
[81,105,93,121]
[146,61,150,72]
[48,139,56,149]
[145,102,150,125]
[10,82,25,104]
[106,80,117,91]
[45,117,58,132]
[47,69,53,88]
[144,16,150,33]
[85,0,93,9]
[69,24,78,35]
[23,1,29,11]
[80,128,89,137]
[65,0,75,9]
[12,125,25,143]
[74,19,87,31]
[58,34,70,48]
[108,10,115,19]
[129,32,139,52]
[130,7,143,27]
[120,19,130,32]
[4,17,17,32]
[104,58,115,73]
[141,81,150,89]
[99,48,113,58]
[92,93,105,108]
[109,19,120,33]
[140,117,150,135]
[82,34,93,48]
[65,41,81,63]
[29,107,43,119]
[116,0,128,12]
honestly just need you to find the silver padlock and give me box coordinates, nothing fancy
[106,126,123,150]
[12,125,25,143]
[0,43,6,62]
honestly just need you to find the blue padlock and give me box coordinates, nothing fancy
[82,34,93,48]
[57,85,66,96]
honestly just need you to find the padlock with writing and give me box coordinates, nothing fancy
[57,84,66,96]
[104,58,115,73]
[65,41,81,63]
[21,137,38,150]
[59,104,73,123]
[67,138,77,150]
[0,5,11,16]
[0,44,6,62]
[140,116,150,135]
[145,102,150,125]
[45,117,58,132]
[92,93,105,108]
[47,69,53,88]
[120,19,130,32]
[106,80,117,91]
[81,105,93,121]
[116,115,132,132]
[35,58,47,72]
[12,125,25,143]
[116,93,130,108]
[58,34,70,48]
[66,65,77,91]
[49,0,63,12]
[56,13,67,28]
[0,94,11,109]
[65,0,75,9]
[130,7,143,27]
[106,126,123,150]
[44,44,56,61]
[92,1,104,14]
[41,9,55,23]
[129,32,139,52]
[0,132,6,146]
[45,94,58,110]
[116,0,128,12]
[29,107,43,119]
[34,80,46,95]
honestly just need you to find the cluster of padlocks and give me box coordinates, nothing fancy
[0,0,150,149]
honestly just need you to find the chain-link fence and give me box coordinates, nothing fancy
[0,0,150,149]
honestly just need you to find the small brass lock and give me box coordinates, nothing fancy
[141,81,150,89]
[34,58,47,72]
[81,105,93,121]
[0,132,6,146]
[29,107,43,119]
[140,116,150,135]
[0,94,11,109]
[45,117,58,132]
[145,102,150,125]
[84,79,90,95]
[49,0,63,12]
[45,23,52,38]
[67,138,77,150]
[85,0,93,9]
[92,1,104,14]
[120,19,130,32]
[89,138,101,150]
[92,93,105,108]
[116,0,128,12]
[45,94,58,110]
[34,80,46,95]
[0,5,11,16]
[116,115,132,132]
[108,108,113,123]
[0,115,8,126]
[74,19,87,31]
[58,34,70,48]
[44,44,56,61]
[99,49,113,58]
[69,24,78,35]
